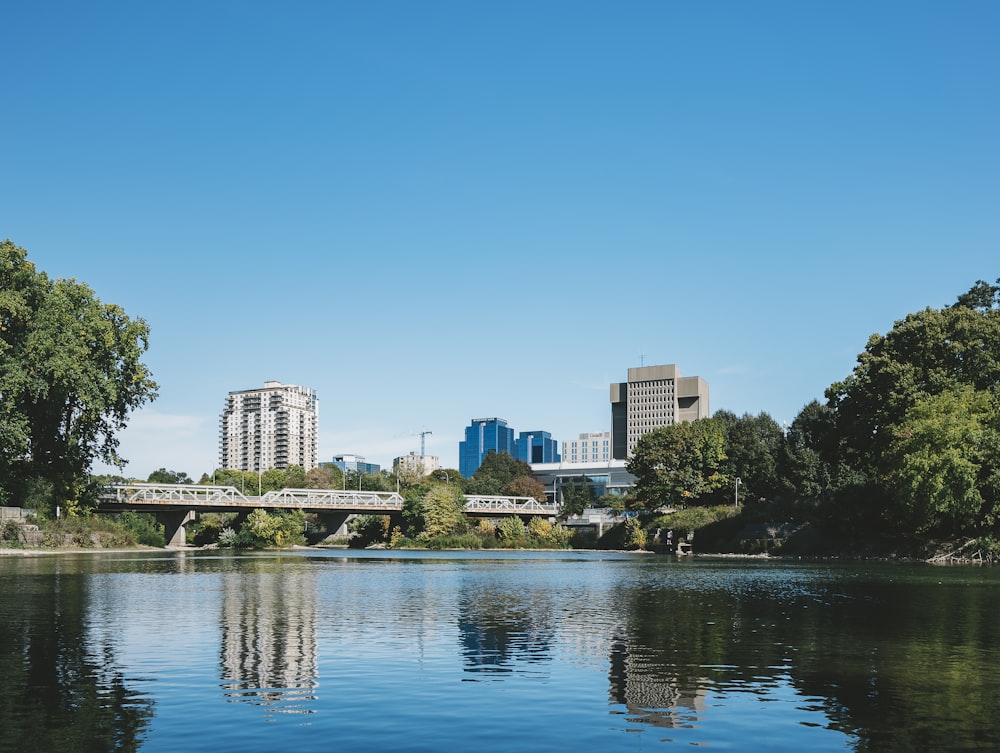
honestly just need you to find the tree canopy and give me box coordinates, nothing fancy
[627,418,728,511]
[0,241,157,512]
[824,279,1000,536]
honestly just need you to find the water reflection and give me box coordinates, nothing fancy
[457,579,556,676]
[218,563,319,714]
[2,552,1000,753]
[0,557,154,753]
[608,637,707,730]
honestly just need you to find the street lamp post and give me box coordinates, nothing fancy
[735,477,742,508]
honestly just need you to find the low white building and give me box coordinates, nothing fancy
[561,431,612,465]
[393,452,440,477]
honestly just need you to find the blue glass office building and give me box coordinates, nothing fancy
[514,430,561,465]
[459,417,516,477]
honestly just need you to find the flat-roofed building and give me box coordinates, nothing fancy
[562,431,612,465]
[220,381,318,471]
[393,451,440,477]
[611,364,709,459]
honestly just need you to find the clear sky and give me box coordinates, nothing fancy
[3,1,997,479]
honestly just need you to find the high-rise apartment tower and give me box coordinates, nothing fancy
[220,381,319,472]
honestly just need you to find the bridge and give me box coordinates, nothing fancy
[99,484,558,546]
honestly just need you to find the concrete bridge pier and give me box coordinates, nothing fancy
[156,509,196,547]
[316,511,352,538]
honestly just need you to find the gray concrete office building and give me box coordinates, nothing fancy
[610,364,710,459]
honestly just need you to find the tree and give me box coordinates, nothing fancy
[623,516,648,550]
[558,476,596,517]
[465,451,534,495]
[504,474,548,502]
[825,280,1000,535]
[147,468,192,484]
[283,464,306,489]
[0,241,158,512]
[627,419,728,512]
[305,464,343,489]
[419,484,467,540]
[884,386,1000,535]
[714,410,784,504]
[828,282,1000,469]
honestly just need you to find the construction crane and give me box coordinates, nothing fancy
[419,430,432,457]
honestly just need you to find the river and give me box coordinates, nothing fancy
[1,549,998,752]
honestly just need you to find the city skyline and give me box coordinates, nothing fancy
[4,3,996,479]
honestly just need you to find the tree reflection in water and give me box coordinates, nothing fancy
[0,559,153,753]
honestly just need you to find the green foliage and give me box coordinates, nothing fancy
[112,511,165,547]
[504,474,549,502]
[496,516,527,544]
[713,410,784,504]
[232,508,307,549]
[465,452,534,495]
[283,465,307,488]
[627,418,728,511]
[653,505,741,538]
[823,279,1000,538]
[0,240,158,515]
[348,515,390,548]
[558,476,596,517]
[305,464,343,489]
[419,484,467,540]
[884,386,1000,535]
[1,519,21,544]
[623,517,647,550]
[147,468,192,484]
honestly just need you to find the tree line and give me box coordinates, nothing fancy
[627,279,1000,551]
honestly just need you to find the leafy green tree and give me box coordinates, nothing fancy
[238,508,306,548]
[623,516,647,550]
[828,279,1000,472]
[0,240,158,513]
[464,451,533,495]
[825,279,1000,536]
[147,468,192,484]
[627,419,728,511]
[714,410,784,504]
[504,474,548,502]
[401,483,430,536]
[305,464,343,489]
[283,464,306,488]
[884,386,1000,535]
[431,468,464,484]
[419,484,467,540]
[348,514,390,548]
[559,476,596,517]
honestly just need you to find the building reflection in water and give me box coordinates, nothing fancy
[608,637,707,730]
[457,583,556,676]
[219,567,319,714]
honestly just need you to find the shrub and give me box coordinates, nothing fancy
[1,519,21,544]
[497,516,527,545]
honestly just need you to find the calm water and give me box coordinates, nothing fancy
[2,549,999,753]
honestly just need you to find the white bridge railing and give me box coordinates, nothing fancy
[104,485,557,516]
[463,495,557,515]
[106,484,404,510]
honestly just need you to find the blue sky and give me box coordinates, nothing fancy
[3,1,997,479]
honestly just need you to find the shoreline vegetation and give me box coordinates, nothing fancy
[3,508,997,565]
